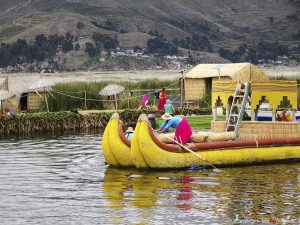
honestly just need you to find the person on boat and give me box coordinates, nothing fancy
[164,99,175,115]
[125,127,134,140]
[276,109,290,122]
[158,113,192,144]
[157,88,167,111]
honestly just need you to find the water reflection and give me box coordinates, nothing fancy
[176,176,194,211]
[0,134,299,224]
[101,165,300,224]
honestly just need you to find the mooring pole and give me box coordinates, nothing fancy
[84,90,87,110]
[180,70,184,108]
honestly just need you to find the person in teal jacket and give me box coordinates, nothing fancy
[164,99,175,115]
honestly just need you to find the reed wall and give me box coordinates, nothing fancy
[211,120,299,140]
[185,78,205,100]
[28,93,42,112]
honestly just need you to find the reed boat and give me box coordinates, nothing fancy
[131,114,300,169]
[102,112,133,167]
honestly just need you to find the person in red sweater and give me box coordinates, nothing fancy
[158,88,166,110]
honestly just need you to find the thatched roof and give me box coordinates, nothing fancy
[28,79,55,91]
[0,90,14,100]
[2,76,55,94]
[99,84,125,96]
[185,63,269,82]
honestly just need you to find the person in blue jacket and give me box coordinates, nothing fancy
[125,127,134,140]
[158,113,192,144]
[159,113,181,132]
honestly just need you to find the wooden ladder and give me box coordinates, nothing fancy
[226,82,250,137]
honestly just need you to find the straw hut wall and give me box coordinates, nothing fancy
[184,63,269,101]
[0,76,52,112]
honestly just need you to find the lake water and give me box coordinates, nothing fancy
[0,134,299,225]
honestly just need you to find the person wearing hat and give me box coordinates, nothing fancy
[159,113,192,144]
[125,127,134,140]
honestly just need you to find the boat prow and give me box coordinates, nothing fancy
[102,112,133,167]
[131,114,149,169]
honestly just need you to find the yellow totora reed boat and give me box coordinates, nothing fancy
[102,112,133,167]
[102,113,300,169]
[130,114,300,169]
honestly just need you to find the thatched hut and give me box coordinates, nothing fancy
[184,63,269,100]
[0,76,55,113]
[99,84,125,109]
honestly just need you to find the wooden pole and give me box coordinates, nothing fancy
[115,94,117,109]
[212,107,217,121]
[161,133,223,172]
[226,105,229,121]
[43,87,49,112]
[84,90,87,110]
[45,94,49,112]
[180,70,184,108]
[126,92,129,109]
[292,110,296,121]
[0,100,3,115]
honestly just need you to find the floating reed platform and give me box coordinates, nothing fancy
[0,110,146,136]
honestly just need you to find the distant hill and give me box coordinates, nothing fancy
[0,0,299,70]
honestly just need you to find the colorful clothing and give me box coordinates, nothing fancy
[174,118,192,144]
[164,103,175,115]
[160,117,182,131]
[125,132,133,140]
[160,117,192,144]
[158,90,166,110]
[141,95,148,106]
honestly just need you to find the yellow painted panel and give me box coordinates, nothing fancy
[212,79,236,107]
[252,91,297,112]
[212,92,233,107]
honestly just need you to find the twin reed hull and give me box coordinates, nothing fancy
[102,113,133,167]
[131,114,300,169]
[102,113,300,169]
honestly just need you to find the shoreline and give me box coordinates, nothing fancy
[0,108,211,137]
[0,66,299,84]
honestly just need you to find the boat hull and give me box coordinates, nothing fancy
[134,114,300,169]
[102,113,133,167]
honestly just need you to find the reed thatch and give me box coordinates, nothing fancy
[185,63,269,100]
[0,90,14,100]
[99,84,125,96]
[28,79,55,92]
[185,63,269,81]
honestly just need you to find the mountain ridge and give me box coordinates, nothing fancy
[0,0,299,71]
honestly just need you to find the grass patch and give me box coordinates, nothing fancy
[58,2,129,16]
[0,25,27,41]
[156,115,226,129]
[59,2,106,15]
[48,80,176,111]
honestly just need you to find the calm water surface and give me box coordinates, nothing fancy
[0,134,299,225]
